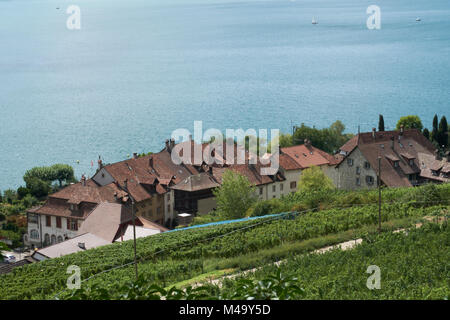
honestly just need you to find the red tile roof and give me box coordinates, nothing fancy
[281,144,335,169]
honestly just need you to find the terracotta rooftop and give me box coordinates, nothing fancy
[281,144,336,169]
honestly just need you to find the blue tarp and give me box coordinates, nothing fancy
[166,211,297,233]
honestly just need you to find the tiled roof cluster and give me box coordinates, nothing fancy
[28,139,336,219]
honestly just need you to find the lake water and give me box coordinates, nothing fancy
[0,0,449,190]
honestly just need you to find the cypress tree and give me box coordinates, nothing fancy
[378,114,385,131]
[423,128,430,140]
[438,116,448,148]
[431,114,439,142]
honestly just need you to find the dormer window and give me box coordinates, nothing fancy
[409,159,414,166]
[393,161,399,168]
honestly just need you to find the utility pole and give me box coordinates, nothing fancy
[122,179,138,281]
[378,156,382,233]
[131,196,138,280]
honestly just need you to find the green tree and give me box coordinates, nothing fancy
[431,114,439,142]
[2,189,17,204]
[396,115,423,131]
[292,121,353,154]
[422,128,430,140]
[0,242,9,262]
[212,170,257,219]
[437,116,448,148]
[25,177,51,198]
[378,114,385,131]
[51,164,76,187]
[297,166,335,193]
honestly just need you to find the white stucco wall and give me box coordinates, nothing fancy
[330,147,378,190]
[27,215,79,248]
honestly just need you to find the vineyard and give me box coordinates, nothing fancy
[0,184,449,300]
[210,222,450,299]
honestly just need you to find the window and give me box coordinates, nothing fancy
[393,161,399,168]
[259,188,263,195]
[366,175,374,185]
[167,204,171,213]
[347,158,353,166]
[44,234,50,245]
[67,219,78,231]
[280,183,284,191]
[409,159,414,166]
[46,215,51,227]
[272,185,276,192]
[167,193,170,201]
[290,181,297,189]
[51,235,56,245]
[364,161,371,169]
[28,214,38,224]
[356,166,361,175]
[56,217,61,228]
[57,236,63,243]
[30,230,39,240]
[356,177,361,186]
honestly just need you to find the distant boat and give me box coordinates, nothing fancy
[416,17,421,22]
[312,17,318,25]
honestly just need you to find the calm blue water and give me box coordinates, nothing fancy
[0,0,449,190]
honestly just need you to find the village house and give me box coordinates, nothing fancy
[279,139,342,193]
[25,137,338,248]
[25,178,126,248]
[31,202,167,261]
[328,128,449,189]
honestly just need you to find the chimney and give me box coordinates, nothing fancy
[372,128,376,139]
[390,136,394,149]
[189,134,192,141]
[149,156,154,168]
[133,152,138,159]
[304,139,311,148]
[400,125,404,134]
[165,139,170,151]
[170,138,175,150]
[80,174,86,186]
[124,179,128,190]
[78,243,86,250]
[208,166,213,175]
[97,155,103,170]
